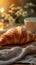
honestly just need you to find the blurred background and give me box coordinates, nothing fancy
[0,0,36,30]
[0,0,36,11]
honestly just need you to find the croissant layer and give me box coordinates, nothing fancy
[0,26,36,46]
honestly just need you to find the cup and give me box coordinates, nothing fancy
[24,17,36,33]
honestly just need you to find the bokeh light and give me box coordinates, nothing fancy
[0,8,4,13]
[0,0,12,11]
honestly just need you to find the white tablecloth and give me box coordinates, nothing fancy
[0,45,36,65]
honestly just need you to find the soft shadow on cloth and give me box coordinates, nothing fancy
[0,45,36,65]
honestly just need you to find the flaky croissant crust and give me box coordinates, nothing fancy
[0,26,36,46]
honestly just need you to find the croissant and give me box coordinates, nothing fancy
[0,26,36,46]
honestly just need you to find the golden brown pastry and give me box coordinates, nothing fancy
[0,26,36,46]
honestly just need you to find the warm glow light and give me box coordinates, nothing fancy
[0,0,12,11]
[0,28,3,31]
[0,23,4,31]
[0,8,4,13]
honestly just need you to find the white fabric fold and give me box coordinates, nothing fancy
[0,45,36,65]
